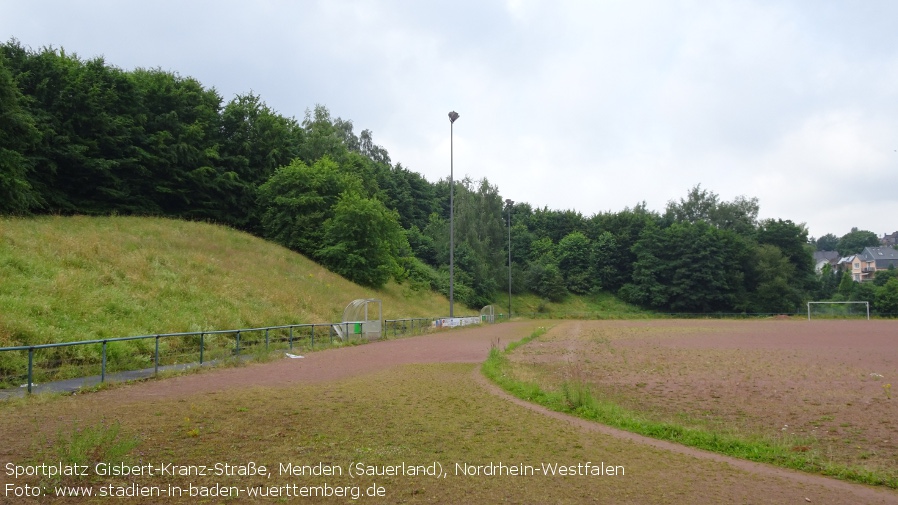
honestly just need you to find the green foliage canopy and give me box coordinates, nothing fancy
[318,192,408,288]
[256,157,361,257]
[837,229,880,256]
[557,231,593,294]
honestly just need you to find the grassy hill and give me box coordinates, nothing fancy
[0,215,453,348]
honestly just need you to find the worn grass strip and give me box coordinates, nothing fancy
[482,329,898,489]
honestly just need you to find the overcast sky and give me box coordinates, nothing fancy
[3,0,897,240]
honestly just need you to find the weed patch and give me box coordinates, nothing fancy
[38,420,139,485]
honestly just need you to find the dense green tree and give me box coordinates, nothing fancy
[815,233,839,251]
[664,184,718,224]
[756,219,815,293]
[452,241,493,308]
[405,225,437,266]
[873,267,897,287]
[359,129,391,165]
[557,231,593,294]
[130,68,234,222]
[505,201,534,270]
[526,207,585,243]
[256,157,362,257]
[590,231,618,292]
[422,212,450,265]
[837,229,880,256]
[15,49,147,213]
[815,263,840,300]
[529,236,557,264]
[452,178,506,306]
[317,192,407,288]
[299,105,351,165]
[850,281,877,304]
[714,195,760,235]
[837,271,854,298]
[587,204,658,292]
[220,92,303,181]
[526,260,567,302]
[874,278,898,316]
[377,163,436,231]
[664,184,758,235]
[0,52,41,213]
[621,221,751,312]
[509,222,534,270]
[748,244,802,313]
[509,262,528,295]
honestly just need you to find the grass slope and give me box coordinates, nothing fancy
[0,215,451,348]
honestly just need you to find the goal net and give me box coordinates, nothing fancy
[807,301,870,320]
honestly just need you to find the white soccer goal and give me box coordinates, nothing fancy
[807,301,870,320]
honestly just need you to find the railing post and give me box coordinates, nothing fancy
[101,341,107,383]
[200,332,204,364]
[154,336,160,375]
[27,347,33,395]
[265,328,269,351]
[289,326,294,350]
[235,331,241,356]
[310,325,314,347]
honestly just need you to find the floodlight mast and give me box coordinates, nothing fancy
[448,111,459,318]
[506,199,514,320]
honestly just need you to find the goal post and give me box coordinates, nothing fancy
[807,301,870,321]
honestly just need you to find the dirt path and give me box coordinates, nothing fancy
[110,321,543,401]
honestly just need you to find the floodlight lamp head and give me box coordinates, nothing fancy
[505,199,514,207]
[448,111,459,123]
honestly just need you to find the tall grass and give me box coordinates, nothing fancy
[36,420,140,485]
[0,216,453,385]
[0,216,450,347]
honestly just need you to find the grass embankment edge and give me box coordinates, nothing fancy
[481,328,898,489]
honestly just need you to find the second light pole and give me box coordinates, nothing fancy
[448,111,459,318]
[505,198,513,320]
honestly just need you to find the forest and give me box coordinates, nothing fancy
[2,39,896,315]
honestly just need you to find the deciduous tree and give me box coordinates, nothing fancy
[558,231,593,294]
[257,157,362,256]
[837,229,880,256]
[317,192,407,288]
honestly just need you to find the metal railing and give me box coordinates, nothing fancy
[0,316,454,395]
[383,317,438,337]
